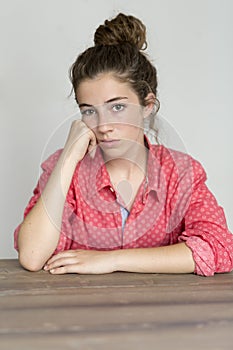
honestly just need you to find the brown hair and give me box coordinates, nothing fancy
[69,13,159,140]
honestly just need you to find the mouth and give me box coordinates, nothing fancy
[99,139,120,148]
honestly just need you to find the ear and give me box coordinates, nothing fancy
[143,92,156,118]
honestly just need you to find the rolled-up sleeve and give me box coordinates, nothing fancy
[178,160,233,276]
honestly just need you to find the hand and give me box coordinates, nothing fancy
[63,120,97,163]
[44,249,117,275]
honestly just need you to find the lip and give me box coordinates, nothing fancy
[99,139,120,148]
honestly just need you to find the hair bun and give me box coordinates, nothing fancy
[94,13,147,50]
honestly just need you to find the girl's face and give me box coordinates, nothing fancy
[76,73,151,159]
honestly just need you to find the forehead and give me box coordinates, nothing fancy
[76,73,139,105]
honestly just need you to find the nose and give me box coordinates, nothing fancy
[96,108,114,133]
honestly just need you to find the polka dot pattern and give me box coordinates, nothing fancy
[14,141,233,276]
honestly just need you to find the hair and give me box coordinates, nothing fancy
[69,13,160,142]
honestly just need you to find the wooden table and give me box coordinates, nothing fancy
[0,259,233,350]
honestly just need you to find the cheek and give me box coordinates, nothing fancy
[82,117,97,130]
[118,124,144,139]
[121,116,144,131]
[124,109,144,128]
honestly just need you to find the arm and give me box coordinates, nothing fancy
[17,121,96,272]
[44,242,195,274]
[170,156,233,276]
[114,242,195,273]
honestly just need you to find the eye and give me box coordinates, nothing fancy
[112,103,126,112]
[80,108,97,117]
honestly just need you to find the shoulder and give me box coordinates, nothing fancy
[150,144,207,182]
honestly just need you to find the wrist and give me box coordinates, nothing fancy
[110,249,126,272]
[60,147,83,169]
[52,151,79,195]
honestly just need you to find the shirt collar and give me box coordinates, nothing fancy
[84,135,163,201]
[82,147,112,200]
[143,135,164,202]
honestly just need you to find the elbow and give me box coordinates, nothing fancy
[18,252,45,272]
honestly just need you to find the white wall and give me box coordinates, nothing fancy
[0,0,232,258]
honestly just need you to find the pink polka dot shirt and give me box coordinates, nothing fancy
[14,138,233,276]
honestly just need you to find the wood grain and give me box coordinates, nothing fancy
[0,259,233,350]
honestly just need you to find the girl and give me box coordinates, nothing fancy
[14,13,233,276]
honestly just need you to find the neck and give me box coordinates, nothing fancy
[105,141,148,181]
[105,140,148,211]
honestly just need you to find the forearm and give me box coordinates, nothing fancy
[18,152,78,271]
[113,243,195,274]
[17,121,97,271]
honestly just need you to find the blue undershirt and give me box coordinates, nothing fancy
[120,206,130,232]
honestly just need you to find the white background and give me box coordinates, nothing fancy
[0,0,232,258]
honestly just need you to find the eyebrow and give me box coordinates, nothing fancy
[79,96,128,108]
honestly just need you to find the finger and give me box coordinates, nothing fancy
[88,133,97,158]
[45,253,67,265]
[45,250,77,268]
[89,135,97,149]
[49,266,69,275]
[49,264,84,275]
[46,256,79,271]
[88,144,97,159]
